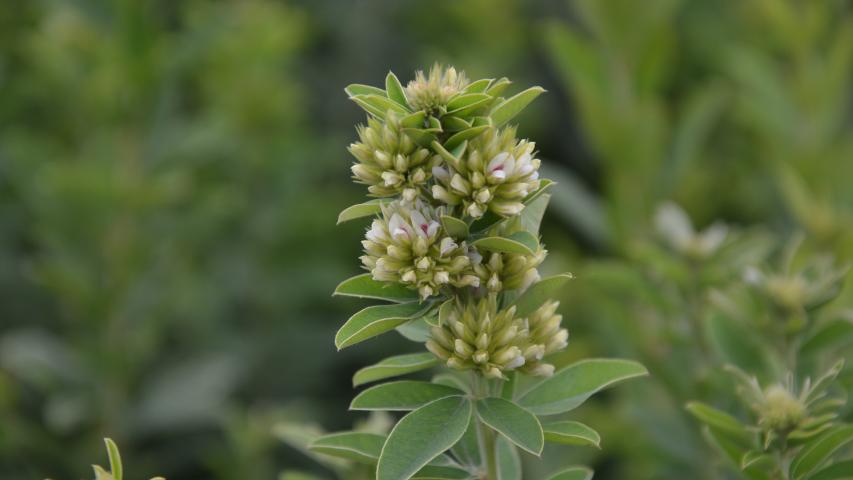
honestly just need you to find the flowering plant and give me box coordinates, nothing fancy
[313,65,648,480]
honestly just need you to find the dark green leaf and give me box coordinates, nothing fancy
[807,460,853,480]
[336,302,433,350]
[495,435,521,480]
[472,232,538,257]
[351,381,463,411]
[335,274,420,303]
[377,396,472,480]
[790,424,853,480]
[475,397,543,455]
[450,413,481,467]
[353,352,438,387]
[441,216,469,239]
[444,126,490,151]
[518,358,648,415]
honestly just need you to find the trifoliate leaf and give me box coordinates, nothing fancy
[475,397,544,455]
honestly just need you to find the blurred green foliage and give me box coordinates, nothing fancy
[0,0,850,479]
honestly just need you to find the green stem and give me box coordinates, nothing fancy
[471,373,499,480]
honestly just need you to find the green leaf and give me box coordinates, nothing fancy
[472,231,538,256]
[401,111,428,128]
[345,84,387,97]
[512,273,574,317]
[485,78,512,98]
[386,72,409,108]
[335,274,420,303]
[463,78,493,94]
[447,93,491,112]
[351,381,464,411]
[685,402,752,440]
[450,413,482,467]
[353,352,438,387]
[469,179,553,233]
[336,302,432,350]
[543,421,601,448]
[377,396,472,480]
[337,199,391,224]
[801,316,853,357]
[441,216,469,239]
[518,358,648,415]
[475,397,543,455]
[544,466,594,480]
[93,465,113,480]
[447,96,493,117]
[104,438,123,480]
[412,465,472,480]
[441,116,472,132]
[495,435,521,480]
[403,128,438,147]
[309,432,385,464]
[397,317,433,342]
[490,87,545,126]
[443,125,490,151]
[807,460,853,480]
[790,424,853,480]
[741,451,774,470]
[433,372,471,393]
[351,94,409,117]
[518,193,550,236]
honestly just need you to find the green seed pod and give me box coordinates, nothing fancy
[360,201,479,299]
[426,295,566,379]
[349,111,433,200]
[432,126,541,219]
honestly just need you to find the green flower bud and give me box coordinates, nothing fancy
[349,111,434,198]
[433,127,541,219]
[426,295,565,378]
[757,384,805,432]
[405,64,469,112]
[473,247,546,293]
[361,201,478,299]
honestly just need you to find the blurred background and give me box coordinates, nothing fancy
[0,0,851,479]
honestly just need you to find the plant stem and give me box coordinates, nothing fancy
[471,373,499,480]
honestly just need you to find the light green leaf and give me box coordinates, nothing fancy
[336,302,433,350]
[441,216,469,239]
[386,72,409,108]
[475,397,543,455]
[280,470,325,480]
[462,78,493,94]
[444,126,490,151]
[447,93,491,112]
[518,358,648,415]
[433,372,471,394]
[442,116,472,132]
[377,396,472,480]
[337,199,391,224]
[401,111,428,128]
[309,432,385,464]
[396,317,432,342]
[93,465,113,480]
[448,96,493,117]
[490,87,545,126]
[345,84,387,97]
[104,438,123,480]
[472,232,538,256]
[543,421,601,448]
[403,128,438,147]
[519,193,551,236]
[512,273,574,317]
[544,466,594,480]
[495,435,521,480]
[685,402,752,440]
[351,381,464,411]
[351,94,409,118]
[353,353,438,387]
[790,424,853,480]
[335,274,420,303]
[807,460,853,480]
[485,78,512,98]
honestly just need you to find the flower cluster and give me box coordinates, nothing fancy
[349,112,434,201]
[426,295,566,378]
[361,202,478,299]
[432,127,542,218]
[345,65,567,379]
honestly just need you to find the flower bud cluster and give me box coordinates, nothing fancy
[473,249,545,293]
[404,65,469,112]
[349,112,434,201]
[361,201,479,299]
[426,295,566,379]
[432,126,541,219]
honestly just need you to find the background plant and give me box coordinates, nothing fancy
[1,0,850,479]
